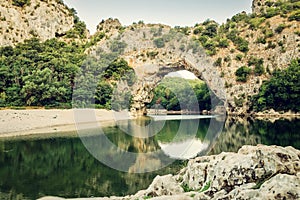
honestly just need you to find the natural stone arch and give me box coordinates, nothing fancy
[90,24,227,115]
[127,60,218,115]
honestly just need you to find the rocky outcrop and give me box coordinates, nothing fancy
[90,23,226,116]
[38,145,300,200]
[89,0,300,116]
[96,18,122,37]
[0,0,74,46]
[252,0,288,15]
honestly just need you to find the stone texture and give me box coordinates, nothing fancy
[90,9,300,116]
[0,0,74,46]
[91,24,227,116]
[136,174,184,198]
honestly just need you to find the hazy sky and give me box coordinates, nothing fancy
[63,0,253,33]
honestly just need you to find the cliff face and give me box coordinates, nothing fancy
[0,0,74,46]
[0,0,298,114]
[89,0,300,115]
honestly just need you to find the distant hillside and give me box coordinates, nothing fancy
[0,0,299,115]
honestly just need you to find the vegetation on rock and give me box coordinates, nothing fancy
[12,0,30,7]
[251,59,300,112]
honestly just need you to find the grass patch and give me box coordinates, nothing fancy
[182,183,193,192]
[251,172,275,189]
[199,181,211,193]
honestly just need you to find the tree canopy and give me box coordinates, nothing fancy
[147,77,213,111]
[251,59,300,112]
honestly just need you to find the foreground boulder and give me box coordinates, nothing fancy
[39,145,300,200]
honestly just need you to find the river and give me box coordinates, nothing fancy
[0,116,299,199]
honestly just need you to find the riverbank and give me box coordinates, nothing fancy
[0,109,130,138]
[38,144,300,200]
[1,108,299,139]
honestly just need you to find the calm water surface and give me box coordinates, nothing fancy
[0,117,299,199]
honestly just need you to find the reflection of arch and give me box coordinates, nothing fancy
[91,25,227,116]
[74,25,228,172]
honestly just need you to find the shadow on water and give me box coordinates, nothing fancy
[0,117,299,199]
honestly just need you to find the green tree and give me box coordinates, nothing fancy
[251,59,300,112]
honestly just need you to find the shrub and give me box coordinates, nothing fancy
[234,96,244,107]
[218,38,229,48]
[288,11,300,21]
[146,51,159,59]
[262,28,274,38]
[198,35,209,45]
[236,37,249,52]
[203,23,218,38]
[109,40,127,54]
[193,27,203,35]
[254,64,265,76]
[235,66,251,82]
[214,57,222,67]
[235,54,243,61]
[224,56,231,62]
[249,17,265,29]
[256,37,267,44]
[153,38,165,48]
[12,0,30,7]
[179,44,185,52]
[226,30,249,52]
[275,24,286,34]
[248,56,264,67]
[203,40,217,53]
[231,13,249,22]
[266,41,276,49]
[264,7,280,18]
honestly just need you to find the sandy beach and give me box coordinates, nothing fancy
[0,109,131,138]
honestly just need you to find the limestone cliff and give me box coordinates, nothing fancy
[0,0,75,46]
[0,0,298,115]
[89,0,300,115]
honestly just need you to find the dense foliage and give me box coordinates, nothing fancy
[0,38,135,109]
[0,38,85,107]
[147,77,213,111]
[251,59,300,112]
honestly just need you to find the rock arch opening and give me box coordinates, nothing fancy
[87,25,227,116]
[146,70,212,115]
[129,61,222,116]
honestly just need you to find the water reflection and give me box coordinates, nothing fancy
[210,117,300,155]
[0,117,299,199]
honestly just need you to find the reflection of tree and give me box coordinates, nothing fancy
[0,134,171,199]
[250,118,300,149]
[1,118,299,199]
[155,119,209,143]
[209,117,300,155]
[209,117,261,155]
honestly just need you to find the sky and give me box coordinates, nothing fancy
[63,0,253,34]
